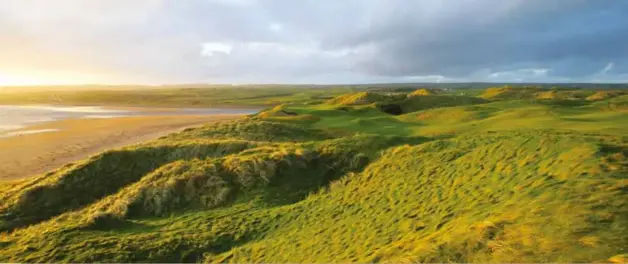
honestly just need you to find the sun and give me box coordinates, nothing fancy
[0,73,50,86]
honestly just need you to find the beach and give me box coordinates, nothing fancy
[0,113,246,180]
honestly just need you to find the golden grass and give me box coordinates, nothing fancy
[586,90,627,101]
[326,92,387,105]
[407,88,434,97]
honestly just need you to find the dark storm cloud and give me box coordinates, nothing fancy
[315,0,628,79]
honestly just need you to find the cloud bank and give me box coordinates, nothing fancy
[1,0,627,84]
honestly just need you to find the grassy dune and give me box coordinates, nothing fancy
[0,86,626,262]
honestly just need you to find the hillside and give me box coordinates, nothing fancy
[0,87,626,262]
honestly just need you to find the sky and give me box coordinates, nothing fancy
[0,0,627,85]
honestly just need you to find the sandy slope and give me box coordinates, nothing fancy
[0,114,243,180]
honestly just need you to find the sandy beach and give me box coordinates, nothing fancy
[0,114,244,180]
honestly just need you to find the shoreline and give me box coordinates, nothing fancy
[0,104,260,135]
[0,114,245,181]
[0,102,267,110]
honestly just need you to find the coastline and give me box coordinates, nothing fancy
[0,101,267,110]
[0,114,245,180]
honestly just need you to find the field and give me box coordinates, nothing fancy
[0,86,355,107]
[0,85,626,262]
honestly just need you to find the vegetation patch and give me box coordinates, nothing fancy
[166,118,332,142]
[376,104,404,115]
[326,92,390,106]
[204,132,626,263]
[407,88,435,97]
[399,95,488,113]
[0,140,255,231]
[0,87,626,262]
[481,86,544,100]
[587,90,627,101]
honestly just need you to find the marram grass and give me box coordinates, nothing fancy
[0,87,626,263]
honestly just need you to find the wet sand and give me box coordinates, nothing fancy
[0,114,244,180]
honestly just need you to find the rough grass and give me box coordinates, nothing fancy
[480,86,544,99]
[399,95,488,113]
[0,139,256,231]
[407,88,434,97]
[587,90,627,101]
[326,92,390,106]
[0,88,626,262]
[208,132,627,263]
[164,118,332,142]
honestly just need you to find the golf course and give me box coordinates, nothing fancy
[0,85,626,262]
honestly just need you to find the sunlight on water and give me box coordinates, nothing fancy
[0,105,127,133]
[0,105,258,137]
[11,105,130,113]
[0,129,61,138]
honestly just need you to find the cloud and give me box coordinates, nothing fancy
[405,75,448,83]
[330,1,628,80]
[201,43,233,56]
[205,0,257,7]
[269,23,283,32]
[197,41,375,83]
[1,0,627,84]
[602,63,614,74]
[487,68,551,82]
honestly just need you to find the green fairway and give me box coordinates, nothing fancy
[0,86,626,263]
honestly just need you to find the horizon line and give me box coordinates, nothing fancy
[1,81,627,88]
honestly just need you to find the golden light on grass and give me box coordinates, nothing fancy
[0,87,626,262]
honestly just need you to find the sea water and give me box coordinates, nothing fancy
[0,105,257,136]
